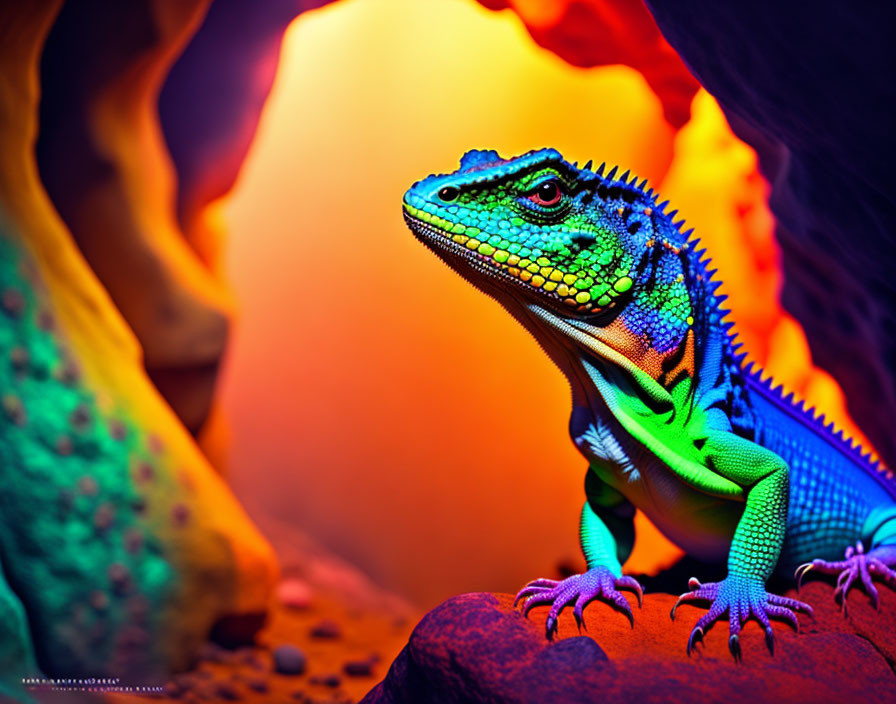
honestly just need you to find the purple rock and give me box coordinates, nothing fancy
[310,673,341,688]
[214,681,242,700]
[273,644,307,675]
[245,677,268,693]
[343,659,374,677]
[310,619,342,639]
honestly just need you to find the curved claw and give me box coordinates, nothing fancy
[612,592,634,628]
[545,615,559,640]
[864,572,882,611]
[795,544,896,612]
[513,578,559,607]
[521,592,557,618]
[686,626,703,656]
[795,562,813,590]
[515,567,642,636]
[616,575,644,607]
[767,593,814,615]
[676,576,810,660]
[572,606,585,632]
[670,583,714,620]
[728,633,741,663]
[513,585,548,607]
[764,626,775,655]
[765,604,800,633]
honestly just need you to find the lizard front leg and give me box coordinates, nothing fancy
[671,432,813,660]
[515,472,642,638]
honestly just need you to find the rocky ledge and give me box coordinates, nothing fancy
[362,580,895,703]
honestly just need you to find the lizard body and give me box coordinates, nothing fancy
[402,148,896,658]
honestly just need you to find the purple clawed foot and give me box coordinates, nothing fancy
[514,567,643,639]
[795,542,896,612]
[671,574,812,661]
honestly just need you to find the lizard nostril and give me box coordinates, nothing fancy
[438,186,459,202]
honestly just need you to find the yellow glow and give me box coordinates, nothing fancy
[222,0,872,605]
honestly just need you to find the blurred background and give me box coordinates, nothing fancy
[3,0,890,698]
[219,0,866,608]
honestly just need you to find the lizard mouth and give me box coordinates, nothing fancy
[403,205,627,319]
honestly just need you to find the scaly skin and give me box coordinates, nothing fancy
[402,149,896,659]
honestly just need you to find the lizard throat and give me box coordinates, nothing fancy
[403,207,627,318]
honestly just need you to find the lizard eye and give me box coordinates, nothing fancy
[438,186,459,202]
[528,180,564,207]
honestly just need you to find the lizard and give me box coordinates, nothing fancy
[401,148,896,660]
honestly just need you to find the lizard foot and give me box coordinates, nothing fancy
[671,575,812,661]
[514,567,643,639]
[795,542,896,612]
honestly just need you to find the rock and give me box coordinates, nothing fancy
[343,658,376,677]
[273,644,308,675]
[210,613,268,649]
[362,585,894,703]
[641,1,896,468]
[310,673,342,688]
[277,577,314,610]
[310,619,343,639]
[244,676,269,693]
[0,3,278,688]
[475,0,699,128]
[213,680,243,700]
[36,0,231,436]
[159,0,336,245]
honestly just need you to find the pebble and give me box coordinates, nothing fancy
[277,578,313,609]
[244,677,268,693]
[214,681,242,700]
[273,644,307,675]
[343,658,375,677]
[310,619,342,639]
[240,651,266,671]
[310,673,341,688]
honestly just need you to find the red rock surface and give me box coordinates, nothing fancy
[363,581,895,703]
[476,0,699,128]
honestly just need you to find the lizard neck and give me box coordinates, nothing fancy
[515,245,749,436]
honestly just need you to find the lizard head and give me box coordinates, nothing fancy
[403,149,704,381]
[404,148,691,315]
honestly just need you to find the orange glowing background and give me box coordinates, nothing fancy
[219,0,870,608]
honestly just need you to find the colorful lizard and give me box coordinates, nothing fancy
[402,148,896,659]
